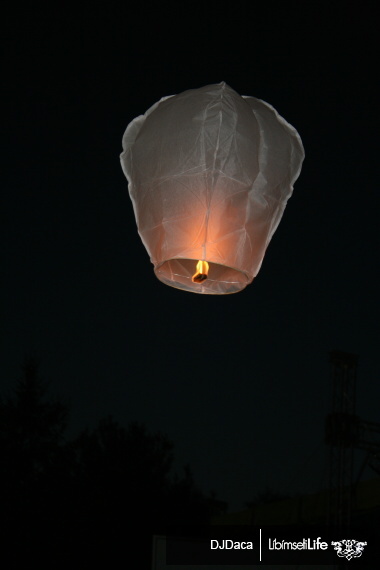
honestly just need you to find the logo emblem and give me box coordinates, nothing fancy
[331,539,367,561]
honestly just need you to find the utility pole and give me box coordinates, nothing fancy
[325,350,380,531]
[325,350,358,530]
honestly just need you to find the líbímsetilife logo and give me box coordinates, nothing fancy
[331,539,367,561]
[268,537,328,550]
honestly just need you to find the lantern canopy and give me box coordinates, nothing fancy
[120,82,304,294]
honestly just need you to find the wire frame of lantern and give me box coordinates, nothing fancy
[120,82,304,294]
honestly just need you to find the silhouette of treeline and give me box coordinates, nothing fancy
[0,358,223,568]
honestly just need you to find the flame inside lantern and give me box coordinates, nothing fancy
[192,260,209,283]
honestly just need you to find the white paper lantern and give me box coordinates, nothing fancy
[120,82,304,294]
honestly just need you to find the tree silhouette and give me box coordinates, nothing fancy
[0,359,218,568]
[0,356,67,477]
[0,357,72,567]
[69,417,215,565]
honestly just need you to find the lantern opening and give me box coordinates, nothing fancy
[155,259,250,294]
[192,260,209,283]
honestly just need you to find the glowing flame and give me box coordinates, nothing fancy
[192,260,209,283]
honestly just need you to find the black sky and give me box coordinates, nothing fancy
[2,1,379,510]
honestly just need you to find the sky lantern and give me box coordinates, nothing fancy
[120,82,304,294]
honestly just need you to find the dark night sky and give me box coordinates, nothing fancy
[2,2,379,510]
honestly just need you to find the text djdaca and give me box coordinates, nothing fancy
[210,540,253,550]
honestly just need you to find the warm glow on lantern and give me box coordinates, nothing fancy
[192,260,209,284]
